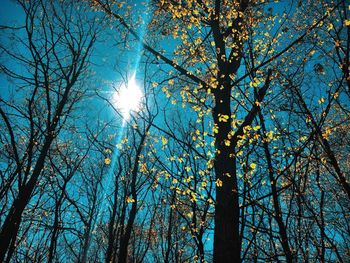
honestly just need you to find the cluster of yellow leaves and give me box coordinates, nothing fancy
[236,125,262,147]
[162,86,171,98]
[207,158,214,169]
[180,85,190,107]
[140,163,147,173]
[216,178,223,187]
[158,0,201,28]
[218,114,229,122]
[183,175,193,183]
[322,126,334,140]
[265,130,274,142]
[318,97,325,104]
[126,196,135,203]
[298,135,308,142]
[192,105,201,112]
[250,77,263,88]
[189,192,197,203]
[186,211,193,218]
[116,136,131,150]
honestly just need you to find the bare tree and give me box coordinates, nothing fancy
[0,0,97,261]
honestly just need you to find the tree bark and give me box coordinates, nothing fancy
[212,87,241,263]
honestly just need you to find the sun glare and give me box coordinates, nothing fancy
[112,75,143,120]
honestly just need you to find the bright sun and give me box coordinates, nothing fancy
[112,75,143,120]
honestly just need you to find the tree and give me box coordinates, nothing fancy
[0,0,97,261]
[92,0,344,261]
[1,0,349,262]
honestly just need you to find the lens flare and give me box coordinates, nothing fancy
[112,75,142,119]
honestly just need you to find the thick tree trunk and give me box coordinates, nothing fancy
[211,70,271,262]
[212,89,241,263]
[213,153,240,262]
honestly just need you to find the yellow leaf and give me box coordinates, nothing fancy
[104,158,111,165]
[126,196,135,203]
[322,127,332,139]
[218,114,229,122]
[253,125,261,131]
[318,97,325,104]
[250,163,257,170]
[216,179,223,187]
[140,163,147,173]
[299,136,308,142]
[161,136,168,145]
[213,124,219,134]
[250,77,261,88]
[266,131,274,141]
[345,20,350,27]
[327,23,333,31]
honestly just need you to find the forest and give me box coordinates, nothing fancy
[0,0,349,262]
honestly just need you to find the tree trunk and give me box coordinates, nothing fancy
[212,89,241,263]
[118,128,149,263]
[0,138,53,262]
[258,110,293,263]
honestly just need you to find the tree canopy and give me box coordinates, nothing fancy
[1,0,350,262]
